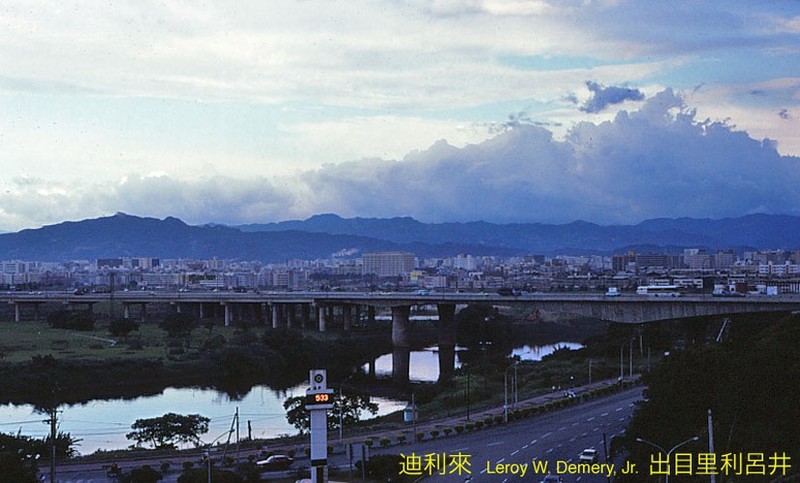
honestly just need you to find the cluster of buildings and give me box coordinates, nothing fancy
[2,248,800,294]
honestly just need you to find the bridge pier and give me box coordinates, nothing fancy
[317,304,327,332]
[287,304,296,329]
[223,303,231,327]
[343,304,353,331]
[271,304,279,329]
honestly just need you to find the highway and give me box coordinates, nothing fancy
[46,386,642,482]
[366,386,644,483]
[4,289,799,325]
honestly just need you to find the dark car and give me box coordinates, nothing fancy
[256,454,294,470]
[540,476,563,482]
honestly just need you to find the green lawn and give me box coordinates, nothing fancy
[0,318,241,364]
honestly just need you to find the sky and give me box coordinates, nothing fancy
[1,0,799,231]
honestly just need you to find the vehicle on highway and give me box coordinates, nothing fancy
[578,448,599,463]
[540,475,563,482]
[636,285,682,297]
[256,454,294,470]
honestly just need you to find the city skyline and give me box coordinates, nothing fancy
[1,1,799,231]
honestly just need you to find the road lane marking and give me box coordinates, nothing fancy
[601,412,609,417]
[615,407,624,412]
[587,417,596,421]
[542,432,552,439]
[531,439,538,445]
[559,426,567,431]
[488,442,505,447]
[511,450,519,456]
[522,444,529,449]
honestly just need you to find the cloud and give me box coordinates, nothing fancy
[287,89,800,224]
[579,81,645,113]
[1,89,799,231]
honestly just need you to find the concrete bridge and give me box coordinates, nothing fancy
[5,291,799,382]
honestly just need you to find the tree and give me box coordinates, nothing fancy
[47,309,95,331]
[120,464,163,483]
[126,413,210,450]
[0,433,39,483]
[159,313,197,341]
[109,318,140,339]
[284,391,378,434]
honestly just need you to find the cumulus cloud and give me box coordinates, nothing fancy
[579,81,646,113]
[288,89,800,224]
[2,89,799,231]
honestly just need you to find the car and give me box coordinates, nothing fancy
[540,476,563,483]
[256,454,294,470]
[579,448,599,463]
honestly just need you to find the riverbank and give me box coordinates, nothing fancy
[45,377,641,482]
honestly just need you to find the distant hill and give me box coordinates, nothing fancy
[0,213,522,262]
[237,213,800,254]
[1,212,798,263]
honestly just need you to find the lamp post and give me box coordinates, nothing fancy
[509,350,531,411]
[635,435,700,483]
[337,373,356,447]
[504,360,522,423]
[619,339,634,381]
[205,429,234,483]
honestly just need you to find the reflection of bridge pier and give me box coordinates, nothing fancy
[437,303,457,382]
[391,305,411,384]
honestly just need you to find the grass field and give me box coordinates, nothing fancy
[0,317,245,364]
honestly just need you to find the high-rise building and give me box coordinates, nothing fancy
[362,252,415,277]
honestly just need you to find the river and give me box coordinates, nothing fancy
[0,342,580,455]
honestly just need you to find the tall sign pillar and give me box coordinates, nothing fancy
[306,369,334,483]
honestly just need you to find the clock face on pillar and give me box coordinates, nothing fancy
[309,369,327,390]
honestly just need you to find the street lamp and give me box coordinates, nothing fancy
[635,435,700,483]
[205,429,234,483]
[504,360,523,423]
[337,373,356,447]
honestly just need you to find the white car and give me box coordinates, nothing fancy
[579,448,599,463]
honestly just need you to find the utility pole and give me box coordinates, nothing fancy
[44,407,59,483]
[708,409,716,483]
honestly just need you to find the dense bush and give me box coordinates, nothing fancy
[47,310,95,331]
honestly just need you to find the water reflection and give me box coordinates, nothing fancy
[366,342,583,382]
[0,384,406,455]
[1,342,582,455]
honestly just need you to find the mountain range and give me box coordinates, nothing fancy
[0,212,798,262]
